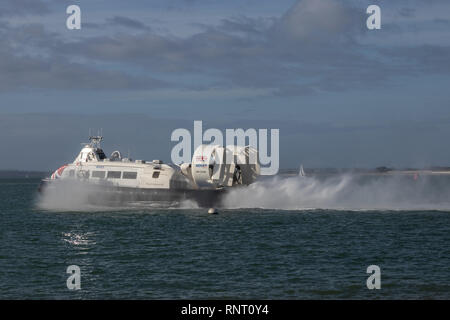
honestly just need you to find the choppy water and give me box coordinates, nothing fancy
[1,177,449,299]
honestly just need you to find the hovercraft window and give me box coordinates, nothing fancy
[96,148,107,160]
[107,171,121,179]
[152,171,160,179]
[92,171,106,179]
[123,172,137,179]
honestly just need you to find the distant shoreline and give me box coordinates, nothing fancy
[280,167,450,176]
[0,171,50,179]
[2,167,450,179]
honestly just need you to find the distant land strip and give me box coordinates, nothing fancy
[0,171,51,179]
[280,167,450,176]
[1,167,450,179]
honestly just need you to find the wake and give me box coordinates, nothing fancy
[36,174,450,212]
[222,174,450,211]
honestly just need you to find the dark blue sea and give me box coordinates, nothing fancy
[1,176,449,299]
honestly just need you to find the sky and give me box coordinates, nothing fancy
[0,0,450,171]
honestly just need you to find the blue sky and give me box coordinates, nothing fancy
[0,0,450,170]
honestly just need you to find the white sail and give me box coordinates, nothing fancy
[299,165,306,177]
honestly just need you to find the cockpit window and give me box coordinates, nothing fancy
[96,148,107,160]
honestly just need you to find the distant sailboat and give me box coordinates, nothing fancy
[299,165,306,177]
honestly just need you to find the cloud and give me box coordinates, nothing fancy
[398,7,416,18]
[106,16,151,31]
[0,0,449,96]
[0,21,168,91]
[380,45,450,74]
[0,0,50,17]
[0,53,167,91]
[46,0,397,95]
[271,0,364,44]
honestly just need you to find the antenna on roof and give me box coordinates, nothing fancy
[89,128,103,148]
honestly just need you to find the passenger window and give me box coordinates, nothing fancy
[107,171,121,179]
[92,171,106,179]
[123,172,137,179]
[152,171,160,179]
